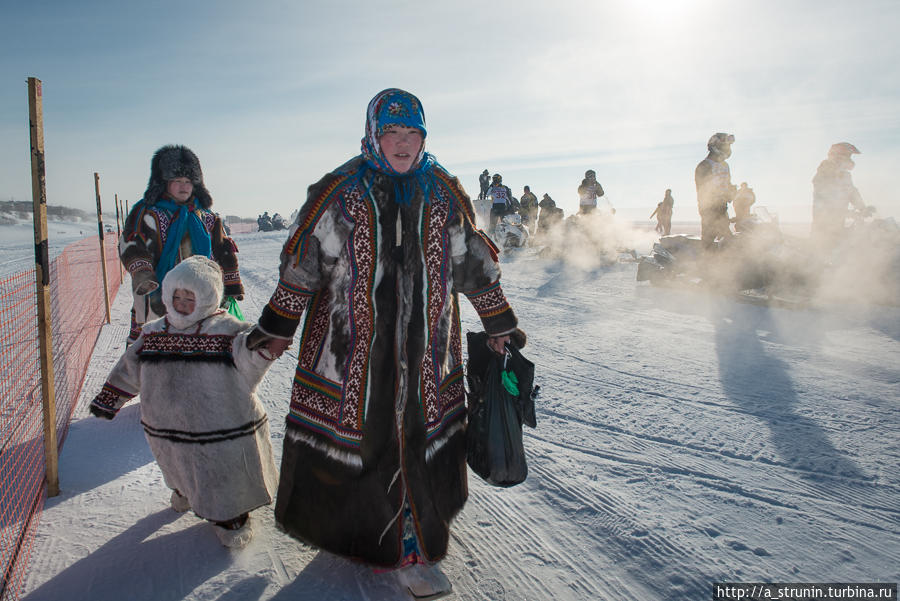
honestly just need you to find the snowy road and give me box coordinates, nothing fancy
[22,229,900,601]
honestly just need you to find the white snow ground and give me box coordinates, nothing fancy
[16,226,900,601]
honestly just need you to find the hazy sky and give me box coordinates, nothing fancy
[2,0,898,222]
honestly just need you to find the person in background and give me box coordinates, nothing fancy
[487,173,514,233]
[119,145,243,344]
[537,193,564,235]
[577,169,605,215]
[89,256,279,549]
[249,88,525,599]
[731,182,756,232]
[258,211,273,231]
[650,189,675,235]
[695,133,736,250]
[519,185,539,233]
[811,142,868,244]
[478,168,490,201]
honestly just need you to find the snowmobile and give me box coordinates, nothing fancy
[637,208,816,307]
[536,211,636,265]
[812,208,900,306]
[272,213,287,230]
[257,215,273,232]
[493,213,530,249]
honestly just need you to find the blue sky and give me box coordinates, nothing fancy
[2,0,898,222]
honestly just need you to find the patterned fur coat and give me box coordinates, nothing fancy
[119,200,243,341]
[91,257,277,522]
[257,157,519,566]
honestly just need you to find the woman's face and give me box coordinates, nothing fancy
[378,125,424,174]
[166,177,194,203]
[172,288,196,316]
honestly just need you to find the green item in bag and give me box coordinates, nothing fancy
[501,369,519,395]
[225,296,244,320]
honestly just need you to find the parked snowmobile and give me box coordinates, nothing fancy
[637,208,815,306]
[493,213,530,249]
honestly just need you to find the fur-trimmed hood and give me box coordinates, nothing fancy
[142,145,213,208]
[162,256,223,329]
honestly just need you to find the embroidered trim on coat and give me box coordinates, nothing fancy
[268,279,314,319]
[286,175,349,264]
[138,332,234,362]
[127,258,153,274]
[420,191,453,429]
[288,365,364,449]
[149,207,171,247]
[465,281,511,318]
[223,269,241,286]
[93,382,135,410]
[340,184,376,431]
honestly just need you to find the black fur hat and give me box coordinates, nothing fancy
[142,145,213,208]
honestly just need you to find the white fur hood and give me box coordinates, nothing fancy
[161,256,223,329]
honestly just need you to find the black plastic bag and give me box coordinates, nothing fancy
[465,331,536,487]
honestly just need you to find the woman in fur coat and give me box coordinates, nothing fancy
[250,88,524,597]
[89,256,279,548]
[119,145,244,344]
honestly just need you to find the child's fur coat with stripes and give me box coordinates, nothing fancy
[90,256,278,522]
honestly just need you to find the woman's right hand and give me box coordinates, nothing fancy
[487,334,510,355]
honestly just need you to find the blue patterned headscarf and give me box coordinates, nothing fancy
[362,88,427,174]
[357,88,440,204]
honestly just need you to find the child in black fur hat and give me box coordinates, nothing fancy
[119,145,244,344]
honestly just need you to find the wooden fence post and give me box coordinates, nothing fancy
[114,193,123,279]
[28,77,59,498]
[94,173,112,324]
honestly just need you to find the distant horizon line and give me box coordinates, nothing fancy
[2,209,816,227]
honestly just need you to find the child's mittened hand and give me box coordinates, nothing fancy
[89,403,116,420]
[245,327,269,350]
[266,338,291,358]
[133,279,159,296]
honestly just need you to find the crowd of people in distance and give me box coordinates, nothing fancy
[693,133,872,251]
[477,171,563,243]
[475,168,614,247]
[477,130,878,266]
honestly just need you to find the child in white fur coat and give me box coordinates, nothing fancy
[90,256,280,548]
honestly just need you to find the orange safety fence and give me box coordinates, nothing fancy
[227,222,257,234]
[0,234,122,601]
